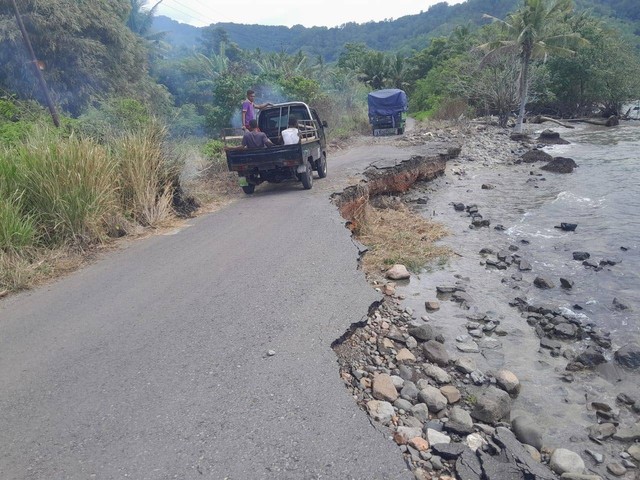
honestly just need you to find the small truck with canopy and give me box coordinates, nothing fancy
[368,88,408,136]
[224,102,328,194]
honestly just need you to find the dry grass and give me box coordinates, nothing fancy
[354,199,451,276]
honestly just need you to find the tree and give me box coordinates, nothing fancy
[0,0,150,115]
[127,0,164,37]
[545,14,640,116]
[479,0,587,133]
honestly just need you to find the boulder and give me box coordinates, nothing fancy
[471,387,511,424]
[385,264,410,280]
[549,448,585,475]
[422,340,450,366]
[615,343,640,369]
[541,157,578,173]
[512,416,544,450]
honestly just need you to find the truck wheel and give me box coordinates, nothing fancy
[242,184,255,194]
[316,154,327,178]
[300,160,313,190]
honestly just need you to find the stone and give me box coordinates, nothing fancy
[573,251,590,261]
[372,373,399,402]
[521,149,553,163]
[418,385,448,412]
[426,428,451,445]
[559,475,603,480]
[455,357,476,374]
[628,444,640,461]
[423,364,451,384]
[522,444,541,462]
[425,300,440,312]
[541,156,578,173]
[394,398,413,412]
[465,433,487,452]
[440,385,461,404]
[401,381,420,401]
[394,426,423,445]
[457,340,480,353]
[449,406,473,430]
[456,447,483,480]
[410,403,430,423]
[422,340,450,366]
[408,323,436,342]
[587,423,617,440]
[560,278,574,289]
[612,297,631,311]
[471,387,511,424]
[550,448,585,475]
[575,346,606,367]
[534,276,555,289]
[495,369,521,396]
[409,436,430,451]
[367,400,395,424]
[512,416,544,450]
[606,462,627,476]
[615,343,640,369]
[386,264,410,280]
[396,348,416,363]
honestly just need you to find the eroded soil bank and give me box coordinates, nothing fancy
[332,122,640,480]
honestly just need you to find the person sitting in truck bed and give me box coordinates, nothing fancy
[281,117,301,145]
[242,119,274,148]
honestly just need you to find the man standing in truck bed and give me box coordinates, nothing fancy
[242,90,272,130]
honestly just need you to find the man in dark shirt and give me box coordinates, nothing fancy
[242,119,274,148]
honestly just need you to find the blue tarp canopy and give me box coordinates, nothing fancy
[367,89,408,116]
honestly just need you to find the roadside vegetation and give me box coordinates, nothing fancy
[1,0,640,293]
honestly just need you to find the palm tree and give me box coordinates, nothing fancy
[127,0,164,37]
[479,0,587,134]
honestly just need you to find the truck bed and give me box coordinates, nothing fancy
[226,143,303,172]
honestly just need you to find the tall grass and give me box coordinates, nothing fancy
[0,191,36,251]
[8,129,118,245]
[112,122,176,226]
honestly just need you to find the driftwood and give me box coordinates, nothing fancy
[567,115,619,127]
[529,115,574,129]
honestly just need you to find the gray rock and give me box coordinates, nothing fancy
[560,278,574,289]
[550,448,585,475]
[606,462,627,476]
[366,400,395,424]
[398,365,415,381]
[400,381,420,401]
[471,387,511,424]
[492,427,557,480]
[584,449,604,464]
[457,340,480,353]
[394,398,413,412]
[534,276,555,289]
[423,364,451,384]
[628,444,640,461]
[426,428,451,445]
[573,251,590,261]
[418,386,448,412]
[408,323,436,342]
[422,340,450,366]
[559,474,603,480]
[541,156,578,173]
[587,423,617,441]
[495,369,521,396]
[410,403,430,423]
[456,357,477,374]
[612,297,631,311]
[512,416,544,450]
[615,343,640,369]
[470,370,488,385]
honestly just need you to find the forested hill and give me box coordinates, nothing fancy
[152,0,639,61]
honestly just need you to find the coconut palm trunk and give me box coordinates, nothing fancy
[515,49,532,134]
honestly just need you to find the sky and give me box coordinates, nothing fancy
[155,0,466,29]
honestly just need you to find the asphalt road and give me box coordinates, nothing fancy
[0,142,414,479]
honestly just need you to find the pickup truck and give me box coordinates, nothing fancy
[368,89,408,136]
[224,102,328,194]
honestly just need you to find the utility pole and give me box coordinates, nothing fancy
[10,0,60,127]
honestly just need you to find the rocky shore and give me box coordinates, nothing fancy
[333,122,640,480]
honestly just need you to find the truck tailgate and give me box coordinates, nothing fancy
[226,144,302,171]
